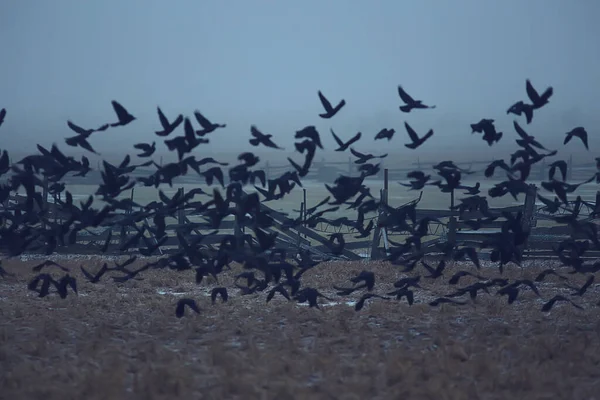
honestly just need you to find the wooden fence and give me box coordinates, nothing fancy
[3,168,600,262]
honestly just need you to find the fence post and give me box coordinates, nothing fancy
[303,188,307,238]
[41,175,49,231]
[265,161,270,181]
[177,188,185,251]
[447,217,457,244]
[370,170,389,260]
[539,158,546,181]
[518,184,538,257]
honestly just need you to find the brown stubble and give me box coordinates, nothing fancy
[1,256,600,399]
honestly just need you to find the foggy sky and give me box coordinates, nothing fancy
[1,0,599,163]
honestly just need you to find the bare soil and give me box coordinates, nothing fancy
[1,256,600,400]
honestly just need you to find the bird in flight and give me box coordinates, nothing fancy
[397,85,436,112]
[317,90,346,119]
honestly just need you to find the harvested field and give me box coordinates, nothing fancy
[2,257,600,399]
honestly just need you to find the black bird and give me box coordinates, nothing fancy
[295,125,323,149]
[536,195,562,214]
[133,142,156,158]
[249,126,283,149]
[334,270,376,295]
[0,108,5,127]
[548,160,567,181]
[355,293,390,311]
[175,298,200,318]
[470,118,494,133]
[155,107,184,136]
[429,297,467,307]
[374,128,395,141]
[80,263,109,283]
[266,284,291,303]
[513,121,548,151]
[484,159,511,178]
[397,85,436,112]
[110,100,136,127]
[211,287,228,304]
[331,129,361,152]
[453,247,481,269]
[327,233,346,255]
[447,282,491,301]
[541,295,583,312]
[28,273,60,298]
[238,152,260,167]
[507,101,534,124]
[194,110,226,135]
[65,132,98,154]
[526,79,553,109]
[448,270,486,285]
[317,90,346,119]
[393,276,422,290]
[421,259,446,279]
[200,166,224,187]
[350,270,376,290]
[350,148,387,164]
[294,287,333,309]
[564,127,588,150]
[404,122,434,149]
[534,268,568,282]
[386,288,414,305]
[67,120,94,136]
[460,182,481,195]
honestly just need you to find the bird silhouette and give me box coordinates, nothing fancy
[317,90,346,119]
[404,122,434,149]
[397,85,436,112]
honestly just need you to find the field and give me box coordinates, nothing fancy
[2,256,600,399]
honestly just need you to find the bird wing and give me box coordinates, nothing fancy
[318,91,333,112]
[404,122,419,142]
[350,147,366,158]
[397,85,415,104]
[526,79,541,104]
[194,110,211,127]
[513,121,529,140]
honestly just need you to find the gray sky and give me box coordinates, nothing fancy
[1,0,599,163]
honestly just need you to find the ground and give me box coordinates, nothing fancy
[1,256,600,399]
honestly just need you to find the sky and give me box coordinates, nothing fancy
[1,0,599,165]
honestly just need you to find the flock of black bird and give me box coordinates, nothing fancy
[0,79,599,318]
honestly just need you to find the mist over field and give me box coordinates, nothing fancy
[1,0,599,167]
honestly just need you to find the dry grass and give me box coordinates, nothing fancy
[2,256,600,399]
